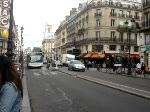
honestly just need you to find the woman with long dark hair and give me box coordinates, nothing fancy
[0,55,23,112]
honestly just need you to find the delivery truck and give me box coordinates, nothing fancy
[61,54,75,66]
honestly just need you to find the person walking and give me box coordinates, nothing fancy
[0,55,23,112]
[141,62,146,77]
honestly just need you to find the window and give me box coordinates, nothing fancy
[145,34,150,45]
[97,9,101,15]
[111,19,115,26]
[109,45,116,51]
[96,31,100,41]
[120,32,123,41]
[120,45,124,51]
[96,19,100,26]
[48,28,51,32]
[92,45,103,52]
[111,9,115,14]
[111,31,115,39]
[134,46,139,52]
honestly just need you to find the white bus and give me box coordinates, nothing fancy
[27,52,43,69]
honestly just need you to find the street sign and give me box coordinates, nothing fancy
[145,46,150,51]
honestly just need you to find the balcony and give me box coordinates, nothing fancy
[118,14,125,18]
[126,15,132,18]
[110,12,117,17]
[95,13,102,17]
[143,2,150,9]
[141,21,150,29]
[134,16,140,20]
[86,37,136,45]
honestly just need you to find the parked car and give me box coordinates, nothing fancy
[43,59,47,64]
[68,60,85,72]
[52,60,63,67]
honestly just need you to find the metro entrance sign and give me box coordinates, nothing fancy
[145,46,150,51]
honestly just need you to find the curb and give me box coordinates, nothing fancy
[58,69,150,100]
[21,74,31,112]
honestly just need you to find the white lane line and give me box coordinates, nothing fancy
[50,72,58,75]
[34,73,40,76]
[57,88,72,105]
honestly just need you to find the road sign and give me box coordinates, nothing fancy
[145,46,150,51]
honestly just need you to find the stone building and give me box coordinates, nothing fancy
[139,0,150,68]
[55,0,142,62]
[42,23,55,59]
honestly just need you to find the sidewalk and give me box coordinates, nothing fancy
[21,73,31,112]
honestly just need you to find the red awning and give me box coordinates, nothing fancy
[130,54,135,59]
[84,53,93,58]
[135,54,140,59]
[91,53,100,59]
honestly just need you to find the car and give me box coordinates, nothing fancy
[43,59,47,64]
[52,60,63,67]
[68,60,85,72]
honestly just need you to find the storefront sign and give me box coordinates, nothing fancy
[1,0,10,26]
[145,46,150,51]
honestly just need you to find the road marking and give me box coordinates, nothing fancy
[50,72,58,75]
[34,73,40,76]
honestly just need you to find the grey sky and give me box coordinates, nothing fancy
[13,0,87,48]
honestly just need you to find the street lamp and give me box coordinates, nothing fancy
[20,26,24,62]
[6,0,14,61]
[124,18,135,75]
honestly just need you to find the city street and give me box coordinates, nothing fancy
[24,65,150,112]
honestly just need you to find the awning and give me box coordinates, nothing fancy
[77,53,87,58]
[91,53,100,59]
[101,54,105,58]
[135,54,140,59]
[130,54,135,59]
[84,53,93,58]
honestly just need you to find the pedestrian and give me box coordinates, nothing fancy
[0,55,23,112]
[141,62,146,76]
[136,62,141,74]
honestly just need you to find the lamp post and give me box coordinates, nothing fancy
[6,0,14,61]
[20,26,24,62]
[124,19,135,75]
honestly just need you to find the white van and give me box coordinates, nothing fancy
[61,54,75,66]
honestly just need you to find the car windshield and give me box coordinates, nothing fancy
[73,60,82,64]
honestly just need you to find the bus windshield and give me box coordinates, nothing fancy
[30,55,42,63]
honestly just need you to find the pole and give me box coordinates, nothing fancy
[6,0,14,61]
[127,32,132,75]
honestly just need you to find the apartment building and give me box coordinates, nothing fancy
[55,0,142,62]
[139,0,150,68]
[42,23,55,59]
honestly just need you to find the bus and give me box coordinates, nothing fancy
[27,52,43,69]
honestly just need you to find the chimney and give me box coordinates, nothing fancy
[70,8,77,16]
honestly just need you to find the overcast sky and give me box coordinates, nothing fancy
[13,0,87,49]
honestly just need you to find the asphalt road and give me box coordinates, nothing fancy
[25,66,150,112]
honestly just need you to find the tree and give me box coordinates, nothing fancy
[32,47,42,52]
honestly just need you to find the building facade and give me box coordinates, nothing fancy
[42,23,55,59]
[139,0,150,68]
[55,0,142,62]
